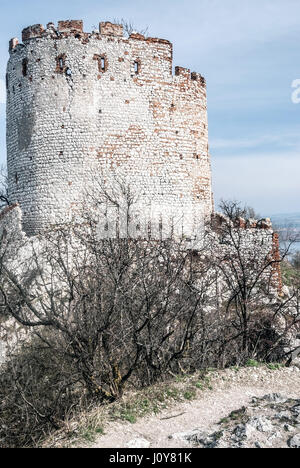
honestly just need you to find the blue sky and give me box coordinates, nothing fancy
[0,0,299,215]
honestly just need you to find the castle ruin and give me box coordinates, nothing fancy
[4,20,281,290]
[6,20,213,236]
[0,21,284,369]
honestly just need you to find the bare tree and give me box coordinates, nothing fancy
[219,199,261,223]
[209,200,300,364]
[0,195,214,446]
[0,223,213,392]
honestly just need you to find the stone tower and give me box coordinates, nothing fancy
[6,20,213,236]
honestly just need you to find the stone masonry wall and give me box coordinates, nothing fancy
[210,213,282,295]
[6,20,212,236]
[0,206,283,365]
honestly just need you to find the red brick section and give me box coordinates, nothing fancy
[130,33,146,41]
[22,24,44,41]
[272,232,283,295]
[9,38,19,52]
[145,37,171,45]
[128,32,172,48]
[100,22,123,37]
[58,20,83,33]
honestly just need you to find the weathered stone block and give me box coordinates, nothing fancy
[58,20,83,33]
[22,24,44,41]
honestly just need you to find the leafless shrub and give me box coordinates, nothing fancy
[219,199,261,222]
[0,197,299,447]
[0,220,212,446]
[211,200,300,365]
[0,333,83,447]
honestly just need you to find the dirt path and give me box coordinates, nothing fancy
[90,366,300,448]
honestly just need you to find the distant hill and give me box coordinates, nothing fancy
[269,213,300,229]
[268,213,300,254]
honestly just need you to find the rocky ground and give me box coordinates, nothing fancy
[170,393,300,448]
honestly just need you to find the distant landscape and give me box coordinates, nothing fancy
[268,212,300,255]
[269,212,300,229]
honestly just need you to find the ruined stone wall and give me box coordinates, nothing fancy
[6,20,212,236]
[209,214,282,295]
[0,206,283,365]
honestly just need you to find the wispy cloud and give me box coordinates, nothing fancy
[158,0,300,63]
[0,79,5,105]
[211,136,280,151]
[212,151,300,213]
[211,131,300,152]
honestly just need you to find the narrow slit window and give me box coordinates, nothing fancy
[22,58,28,77]
[93,54,107,73]
[56,55,67,74]
[134,61,140,74]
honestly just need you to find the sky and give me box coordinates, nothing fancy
[0,0,299,216]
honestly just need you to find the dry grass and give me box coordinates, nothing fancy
[42,370,213,448]
[42,363,296,448]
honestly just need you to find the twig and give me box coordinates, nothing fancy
[160,412,186,420]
